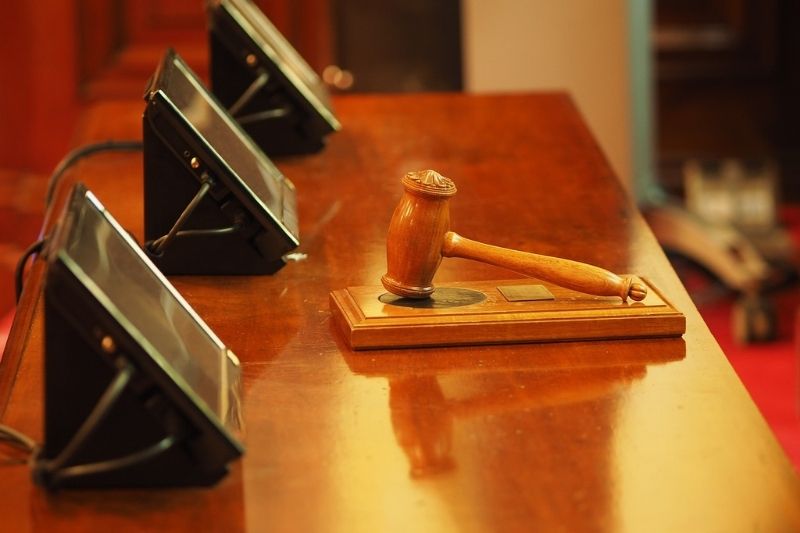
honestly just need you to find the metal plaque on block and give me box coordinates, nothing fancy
[497,284,555,302]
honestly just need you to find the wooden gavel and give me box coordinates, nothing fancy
[381,170,647,302]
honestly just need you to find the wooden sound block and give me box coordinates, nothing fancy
[330,278,685,350]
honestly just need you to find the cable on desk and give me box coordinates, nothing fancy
[31,358,184,488]
[237,106,290,125]
[32,359,135,485]
[17,141,142,301]
[14,239,45,303]
[224,69,291,122]
[228,71,270,117]
[148,226,239,254]
[146,174,240,255]
[3,359,180,485]
[48,434,177,487]
[0,423,38,453]
[45,140,144,206]
[0,423,39,466]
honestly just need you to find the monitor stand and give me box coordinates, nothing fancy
[36,283,232,489]
[209,31,327,155]
[142,114,286,275]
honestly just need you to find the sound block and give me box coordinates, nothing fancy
[329,278,685,350]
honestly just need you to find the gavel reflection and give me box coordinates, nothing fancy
[388,365,646,478]
[381,170,647,302]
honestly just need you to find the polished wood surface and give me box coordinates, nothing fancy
[331,277,684,350]
[2,94,800,531]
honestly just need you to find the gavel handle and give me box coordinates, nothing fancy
[442,232,647,302]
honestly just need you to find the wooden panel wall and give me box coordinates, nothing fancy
[123,0,207,42]
[0,1,79,172]
[78,0,124,85]
[0,0,332,173]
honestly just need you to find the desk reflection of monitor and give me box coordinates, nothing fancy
[38,184,244,490]
[143,48,299,275]
[206,0,341,155]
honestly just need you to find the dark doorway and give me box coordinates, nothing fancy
[332,0,462,92]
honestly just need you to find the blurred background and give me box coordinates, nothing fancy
[1,0,798,465]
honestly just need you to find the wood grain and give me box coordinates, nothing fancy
[442,231,647,301]
[1,94,799,532]
[381,169,646,301]
[381,170,456,298]
[0,1,80,171]
[331,278,684,350]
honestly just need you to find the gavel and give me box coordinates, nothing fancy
[381,170,647,302]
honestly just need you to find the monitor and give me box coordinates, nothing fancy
[206,0,341,154]
[143,48,299,275]
[38,183,244,489]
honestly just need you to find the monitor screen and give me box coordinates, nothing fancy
[146,50,299,246]
[210,0,340,131]
[49,185,242,435]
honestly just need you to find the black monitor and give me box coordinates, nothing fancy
[37,183,244,489]
[143,48,299,275]
[206,0,341,155]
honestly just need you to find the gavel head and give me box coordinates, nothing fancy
[382,170,457,299]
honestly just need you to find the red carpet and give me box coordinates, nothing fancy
[678,204,800,470]
[695,289,800,470]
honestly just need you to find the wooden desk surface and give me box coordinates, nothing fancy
[2,93,799,532]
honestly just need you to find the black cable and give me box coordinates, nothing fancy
[148,226,238,252]
[34,360,135,480]
[45,140,144,206]
[237,106,290,125]
[50,434,177,486]
[0,423,39,466]
[168,227,238,237]
[148,179,212,254]
[16,141,142,301]
[31,359,185,488]
[228,71,270,117]
[147,176,217,255]
[0,423,38,453]
[14,239,45,303]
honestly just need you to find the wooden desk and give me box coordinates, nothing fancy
[2,94,799,531]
